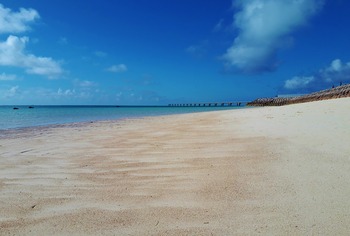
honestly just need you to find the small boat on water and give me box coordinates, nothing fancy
[28,106,34,109]
[13,107,19,110]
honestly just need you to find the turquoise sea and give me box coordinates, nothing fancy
[0,105,245,130]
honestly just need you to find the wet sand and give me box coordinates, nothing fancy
[1,98,350,235]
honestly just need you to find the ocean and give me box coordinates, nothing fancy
[0,105,245,130]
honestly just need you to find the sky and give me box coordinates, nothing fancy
[1,0,350,105]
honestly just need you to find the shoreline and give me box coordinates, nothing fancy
[0,106,244,131]
[1,98,350,235]
[0,119,128,139]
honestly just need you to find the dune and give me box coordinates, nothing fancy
[1,98,350,235]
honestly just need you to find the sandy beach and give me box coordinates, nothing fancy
[1,98,350,235]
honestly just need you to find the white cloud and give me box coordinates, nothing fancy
[73,79,97,87]
[56,83,100,101]
[320,59,350,83]
[107,64,128,73]
[284,59,350,90]
[213,19,224,32]
[284,76,314,89]
[223,0,324,73]
[0,73,17,81]
[0,35,63,78]
[57,88,75,96]
[186,41,208,58]
[58,37,68,45]
[0,4,39,34]
[79,80,95,87]
[94,51,107,57]
[4,85,19,98]
[328,59,342,72]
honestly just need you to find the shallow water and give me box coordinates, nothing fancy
[0,105,244,130]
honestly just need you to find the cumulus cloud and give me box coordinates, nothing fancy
[115,90,164,104]
[4,85,19,98]
[284,59,350,90]
[0,4,39,34]
[57,88,75,96]
[186,41,208,58]
[73,79,97,87]
[107,64,128,73]
[223,0,324,73]
[213,19,224,32]
[0,35,63,78]
[94,51,107,57]
[0,73,18,81]
[321,59,350,82]
[284,76,314,89]
[78,80,96,87]
[58,37,68,45]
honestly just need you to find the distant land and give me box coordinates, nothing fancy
[248,84,350,106]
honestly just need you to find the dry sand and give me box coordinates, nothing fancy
[1,98,350,235]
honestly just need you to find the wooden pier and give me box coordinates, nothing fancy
[168,102,244,107]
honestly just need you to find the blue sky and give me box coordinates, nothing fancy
[1,0,350,105]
